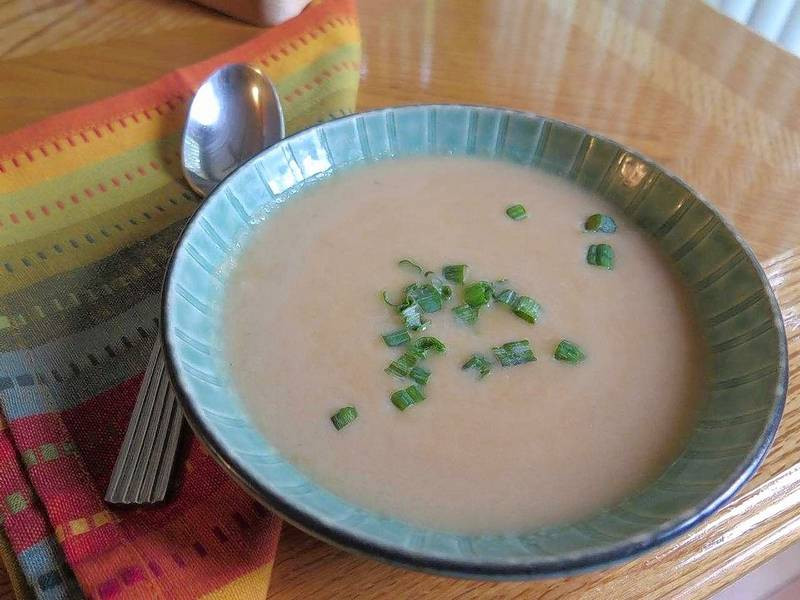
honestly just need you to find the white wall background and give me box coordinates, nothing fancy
[706,0,800,54]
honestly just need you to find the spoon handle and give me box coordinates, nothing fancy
[105,336,183,504]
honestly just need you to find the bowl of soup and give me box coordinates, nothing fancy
[162,105,787,578]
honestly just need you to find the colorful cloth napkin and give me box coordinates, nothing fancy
[0,1,360,597]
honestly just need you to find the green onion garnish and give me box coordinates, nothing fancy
[386,351,419,378]
[584,214,617,233]
[391,385,425,411]
[462,354,492,379]
[587,244,615,269]
[426,274,452,301]
[411,336,447,357]
[409,365,431,386]
[400,303,428,331]
[382,328,411,347]
[506,204,527,221]
[406,283,444,313]
[331,406,358,430]
[511,296,541,324]
[442,264,468,284]
[494,288,518,306]
[493,340,536,367]
[463,281,493,307]
[452,304,479,326]
[554,340,586,363]
[398,259,424,274]
[381,290,403,308]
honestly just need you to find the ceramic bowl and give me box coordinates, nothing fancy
[162,105,787,578]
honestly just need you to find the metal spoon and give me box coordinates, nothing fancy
[183,63,285,196]
[106,64,285,504]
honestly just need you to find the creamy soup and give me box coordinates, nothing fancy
[223,156,705,534]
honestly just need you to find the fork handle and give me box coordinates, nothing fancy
[105,335,184,504]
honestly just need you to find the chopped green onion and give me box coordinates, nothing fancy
[386,351,419,378]
[406,283,444,313]
[506,204,527,220]
[587,244,615,269]
[426,274,453,301]
[494,288,518,306]
[391,385,425,411]
[398,259,424,274]
[411,336,447,357]
[493,340,536,367]
[382,328,411,347]
[406,345,426,360]
[491,280,514,302]
[452,304,479,326]
[492,278,509,289]
[462,354,492,379]
[331,406,358,430]
[409,365,431,386]
[511,296,541,324]
[463,281,493,307]
[584,214,617,233]
[554,340,586,363]
[381,290,403,308]
[442,264,468,284]
[400,303,428,331]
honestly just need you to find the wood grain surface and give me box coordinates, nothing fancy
[3,0,800,598]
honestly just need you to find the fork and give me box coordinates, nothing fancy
[105,338,183,504]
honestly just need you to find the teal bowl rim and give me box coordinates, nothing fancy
[162,104,787,579]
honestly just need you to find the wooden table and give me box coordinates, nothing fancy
[2,0,800,598]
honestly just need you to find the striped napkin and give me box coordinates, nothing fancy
[0,1,360,597]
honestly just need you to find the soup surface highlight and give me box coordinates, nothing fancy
[222,156,705,534]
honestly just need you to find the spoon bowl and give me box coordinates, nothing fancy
[182,63,285,197]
